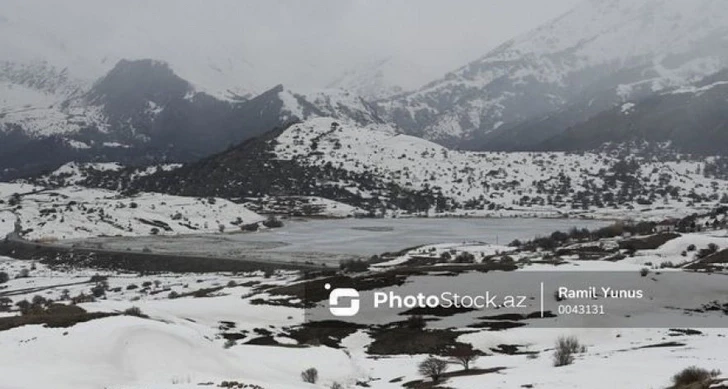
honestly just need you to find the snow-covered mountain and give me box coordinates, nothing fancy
[0,1,395,179]
[376,0,728,148]
[4,0,728,180]
[0,58,384,180]
[0,59,250,179]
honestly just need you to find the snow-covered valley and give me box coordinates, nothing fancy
[1,223,728,389]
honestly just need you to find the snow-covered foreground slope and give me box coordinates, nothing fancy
[0,183,265,240]
[0,263,345,389]
[274,118,728,219]
[2,312,726,389]
[1,225,728,389]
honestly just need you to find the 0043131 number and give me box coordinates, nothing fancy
[557,304,605,315]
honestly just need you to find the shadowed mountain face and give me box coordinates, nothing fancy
[85,59,193,121]
[535,70,728,155]
[375,0,728,151]
[469,67,728,154]
[78,59,242,157]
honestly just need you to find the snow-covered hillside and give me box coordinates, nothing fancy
[274,118,728,219]
[0,183,265,240]
[31,162,182,188]
[378,0,728,146]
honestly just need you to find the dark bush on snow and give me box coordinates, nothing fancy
[553,336,586,367]
[123,306,146,317]
[671,366,720,387]
[301,367,318,384]
[263,216,284,228]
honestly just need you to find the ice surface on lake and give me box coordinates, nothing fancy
[64,218,610,262]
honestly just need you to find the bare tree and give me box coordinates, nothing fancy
[448,344,479,370]
[418,357,448,383]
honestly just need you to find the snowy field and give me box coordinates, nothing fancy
[0,236,727,389]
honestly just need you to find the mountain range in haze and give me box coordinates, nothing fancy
[2,0,728,179]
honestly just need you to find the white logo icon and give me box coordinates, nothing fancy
[326,283,360,317]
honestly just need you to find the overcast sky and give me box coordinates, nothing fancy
[1,0,583,93]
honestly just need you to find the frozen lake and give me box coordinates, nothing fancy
[226,217,610,255]
[63,217,611,263]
